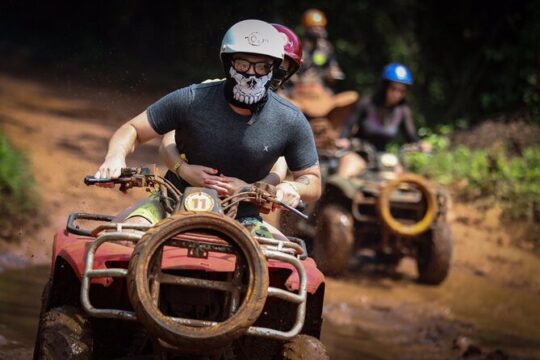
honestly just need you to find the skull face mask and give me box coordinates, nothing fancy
[229,66,273,105]
[223,61,274,113]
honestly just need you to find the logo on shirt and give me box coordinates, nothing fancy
[264,145,270,152]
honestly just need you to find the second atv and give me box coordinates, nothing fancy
[298,142,452,285]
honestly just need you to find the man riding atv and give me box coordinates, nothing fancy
[159,22,303,189]
[158,23,303,227]
[33,20,329,360]
[95,19,322,235]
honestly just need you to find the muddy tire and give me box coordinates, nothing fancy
[312,204,354,274]
[34,306,92,360]
[282,335,329,360]
[417,222,452,285]
[127,213,268,351]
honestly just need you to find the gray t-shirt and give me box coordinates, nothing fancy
[147,81,318,214]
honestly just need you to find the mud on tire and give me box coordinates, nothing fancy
[312,204,354,275]
[282,335,329,360]
[127,213,269,351]
[34,306,92,360]
[416,222,452,285]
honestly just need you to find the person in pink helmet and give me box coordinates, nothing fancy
[270,23,303,91]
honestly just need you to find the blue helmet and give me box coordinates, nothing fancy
[382,63,413,85]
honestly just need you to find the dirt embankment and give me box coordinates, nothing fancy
[0,72,539,359]
[452,114,540,156]
[0,72,163,267]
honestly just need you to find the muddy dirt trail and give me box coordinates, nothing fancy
[1,72,539,359]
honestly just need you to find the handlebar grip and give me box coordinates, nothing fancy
[279,201,308,220]
[84,176,115,185]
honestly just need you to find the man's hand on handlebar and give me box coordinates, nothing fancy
[95,155,126,187]
[276,182,301,209]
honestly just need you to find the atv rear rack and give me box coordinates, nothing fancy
[80,222,309,341]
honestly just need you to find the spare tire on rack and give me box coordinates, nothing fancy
[127,212,269,352]
[378,173,438,238]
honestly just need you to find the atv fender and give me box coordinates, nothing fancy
[50,228,325,294]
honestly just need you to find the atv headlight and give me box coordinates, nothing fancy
[380,153,399,168]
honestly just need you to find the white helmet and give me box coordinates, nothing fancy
[220,19,286,63]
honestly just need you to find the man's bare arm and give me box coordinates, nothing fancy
[96,111,160,178]
[262,156,287,186]
[159,131,179,171]
[282,164,322,203]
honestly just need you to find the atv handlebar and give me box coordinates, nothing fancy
[84,167,154,186]
[278,201,308,220]
[84,168,308,220]
[84,176,119,185]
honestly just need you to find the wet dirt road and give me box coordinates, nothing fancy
[1,260,540,359]
[1,72,540,359]
[0,266,46,359]
[321,261,540,359]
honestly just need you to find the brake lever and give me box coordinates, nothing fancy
[278,201,309,220]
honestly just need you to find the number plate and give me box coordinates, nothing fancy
[184,192,215,212]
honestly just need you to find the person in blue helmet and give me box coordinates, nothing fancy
[336,63,429,178]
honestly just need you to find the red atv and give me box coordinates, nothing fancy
[33,168,328,359]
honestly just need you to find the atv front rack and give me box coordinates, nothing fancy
[80,222,308,341]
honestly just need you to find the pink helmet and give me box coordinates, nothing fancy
[271,23,303,76]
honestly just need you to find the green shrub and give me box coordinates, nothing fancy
[404,133,540,219]
[0,132,37,228]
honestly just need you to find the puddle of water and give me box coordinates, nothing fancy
[321,260,540,359]
[0,265,49,346]
[1,261,539,359]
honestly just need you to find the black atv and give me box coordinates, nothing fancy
[295,142,452,285]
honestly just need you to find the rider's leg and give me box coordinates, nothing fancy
[107,197,166,246]
[262,220,289,241]
[112,195,167,227]
[237,216,289,241]
[238,216,274,239]
[337,151,366,178]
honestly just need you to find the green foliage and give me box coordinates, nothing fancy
[0,132,37,220]
[0,1,538,124]
[405,134,540,219]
